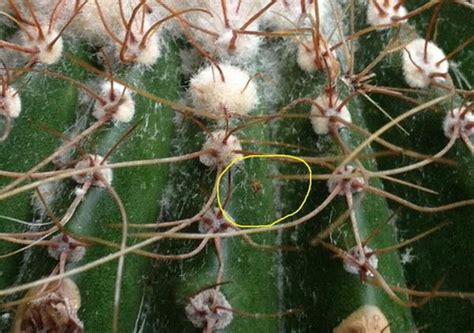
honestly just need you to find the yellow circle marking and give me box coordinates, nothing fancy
[216,154,312,229]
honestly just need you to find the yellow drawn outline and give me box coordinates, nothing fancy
[216,154,313,229]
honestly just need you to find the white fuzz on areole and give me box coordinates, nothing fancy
[93,81,135,123]
[48,234,86,263]
[215,26,260,60]
[367,0,408,29]
[118,14,162,65]
[402,38,449,88]
[400,247,415,265]
[343,245,378,277]
[125,34,161,66]
[0,86,21,118]
[296,37,338,76]
[199,207,234,234]
[334,305,390,333]
[185,0,263,59]
[69,0,137,43]
[12,0,74,21]
[72,154,113,187]
[20,26,63,65]
[68,0,164,64]
[185,289,233,329]
[443,106,474,139]
[200,130,243,168]
[310,93,351,135]
[190,64,258,117]
[327,165,365,195]
[262,0,331,31]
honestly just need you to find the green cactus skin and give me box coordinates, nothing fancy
[353,2,474,332]
[0,44,89,291]
[141,56,282,332]
[0,40,182,331]
[272,51,415,331]
[63,41,182,332]
[140,112,218,332]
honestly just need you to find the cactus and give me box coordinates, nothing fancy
[0,1,473,332]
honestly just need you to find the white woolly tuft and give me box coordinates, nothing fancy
[93,81,135,123]
[262,0,331,31]
[343,245,378,277]
[68,0,130,44]
[199,130,243,168]
[190,64,258,117]
[6,1,78,64]
[128,34,161,66]
[72,154,113,187]
[402,38,449,88]
[185,289,233,329]
[310,93,351,135]
[366,0,408,29]
[69,1,162,64]
[20,26,63,65]
[443,106,474,139]
[400,247,416,265]
[117,12,162,65]
[6,0,76,28]
[117,8,161,65]
[181,0,265,60]
[1,86,21,118]
[296,37,339,78]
